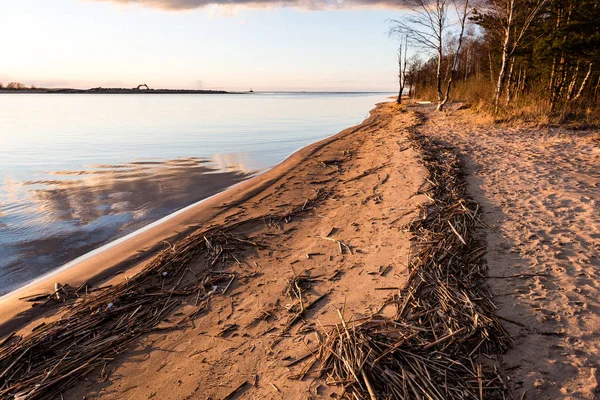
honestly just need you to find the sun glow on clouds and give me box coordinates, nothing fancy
[0,0,401,91]
[87,0,399,10]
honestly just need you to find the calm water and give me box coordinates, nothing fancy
[0,92,388,294]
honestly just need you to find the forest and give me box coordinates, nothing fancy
[393,0,600,125]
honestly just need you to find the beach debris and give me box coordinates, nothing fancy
[0,230,258,399]
[307,123,511,399]
[0,182,332,399]
[315,236,352,255]
[223,381,250,400]
[19,282,96,309]
[343,162,390,183]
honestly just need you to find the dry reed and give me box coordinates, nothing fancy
[313,115,511,399]
[0,189,329,399]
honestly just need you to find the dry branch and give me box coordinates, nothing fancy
[0,188,332,399]
[313,117,511,399]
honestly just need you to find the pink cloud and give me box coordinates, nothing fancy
[88,0,400,10]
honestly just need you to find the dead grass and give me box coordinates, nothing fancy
[413,79,600,128]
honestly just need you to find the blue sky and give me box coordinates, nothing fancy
[0,0,408,91]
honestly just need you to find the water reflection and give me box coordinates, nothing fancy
[0,92,388,294]
[0,156,253,294]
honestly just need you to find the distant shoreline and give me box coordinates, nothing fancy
[0,87,237,94]
[0,88,394,95]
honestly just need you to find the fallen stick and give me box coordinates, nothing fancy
[447,220,467,245]
[423,327,467,350]
[223,381,250,400]
[315,236,352,255]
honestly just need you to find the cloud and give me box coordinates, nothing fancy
[88,0,400,11]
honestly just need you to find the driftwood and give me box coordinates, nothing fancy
[312,117,511,399]
[0,188,331,399]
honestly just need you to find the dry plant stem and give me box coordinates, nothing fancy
[0,190,330,400]
[313,114,511,399]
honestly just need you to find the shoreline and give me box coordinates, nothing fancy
[0,88,233,95]
[2,101,597,398]
[0,101,433,399]
[0,103,383,337]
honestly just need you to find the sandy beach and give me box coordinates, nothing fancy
[417,104,600,399]
[1,102,599,399]
[0,102,436,398]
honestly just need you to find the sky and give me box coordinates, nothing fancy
[0,0,409,91]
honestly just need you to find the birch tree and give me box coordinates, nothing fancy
[439,0,470,110]
[390,0,470,111]
[397,35,409,103]
[477,0,548,113]
[390,0,449,110]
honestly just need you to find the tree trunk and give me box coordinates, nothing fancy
[397,46,403,104]
[493,0,514,114]
[488,50,495,86]
[566,62,580,100]
[551,4,573,112]
[435,41,444,110]
[505,56,515,105]
[494,43,511,113]
[548,6,561,93]
[552,53,567,112]
[515,66,522,100]
[573,62,593,101]
[520,68,528,94]
[435,0,444,111]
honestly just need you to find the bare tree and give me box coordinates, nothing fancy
[406,55,423,98]
[397,35,409,103]
[485,0,548,113]
[390,0,470,111]
[439,0,470,110]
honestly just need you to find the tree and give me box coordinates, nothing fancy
[391,0,470,111]
[439,0,470,110]
[397,35,409,103]
[6,82,26,90]
[473,0,549,113]
[403,0,600,121]
[405,55,424,98]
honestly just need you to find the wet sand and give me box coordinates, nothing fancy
[1,159,251,295]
